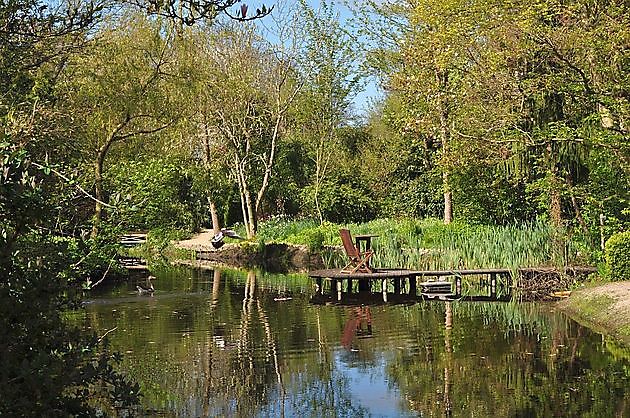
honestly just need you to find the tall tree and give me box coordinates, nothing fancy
[362,0,497,224]
[63,15,176,236]
[195,25,301,238]
[295,0,360,224]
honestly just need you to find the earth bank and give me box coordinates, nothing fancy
[557,282,630,347]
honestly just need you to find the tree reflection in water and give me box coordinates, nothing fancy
[83,267,630,417]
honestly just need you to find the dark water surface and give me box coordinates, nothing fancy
[83,267,630,417]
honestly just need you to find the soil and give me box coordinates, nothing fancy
[173,229,324,272]
[557,281,630,346]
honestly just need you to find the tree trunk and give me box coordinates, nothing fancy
[566,174,589,237]
[314,179,323,225]
[435,66,453,224]
[549,185,562,228]
[443,171,452,225]
[599,212,606,251]
[209,200,221,235]
[91,145,109,238]
[245,188,256,238]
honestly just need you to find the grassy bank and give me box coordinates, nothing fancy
[250,217,590,272]
[558,282,630,346]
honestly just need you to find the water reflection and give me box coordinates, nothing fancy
[341,307,373,350]
[83,267,630,417]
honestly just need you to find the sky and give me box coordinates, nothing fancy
[255,0,384,118]
[317,0,383,118]
[319,0,382,117]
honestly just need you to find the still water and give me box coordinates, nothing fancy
[84,267,630,417]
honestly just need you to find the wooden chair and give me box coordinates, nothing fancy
[339,229,373,274]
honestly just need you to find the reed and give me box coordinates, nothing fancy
[253,217,583,277]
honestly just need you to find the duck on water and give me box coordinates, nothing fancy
[137,275,156,295]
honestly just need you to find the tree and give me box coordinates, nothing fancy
[361,0,492,224]
[294,0,360,224]
[197,24,301,238]
[126,0,272,26]
[471,0,630,241]
[62,15,176,237]
[1,0,140,413]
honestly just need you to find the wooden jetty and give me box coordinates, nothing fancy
[308,266,597,303]
[118,233,148,270]
[120,233,147,247]
[308,268,513,302]
[118,256,149,271]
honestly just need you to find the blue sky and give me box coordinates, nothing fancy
[316,0,382,117]
[255,0,383,118]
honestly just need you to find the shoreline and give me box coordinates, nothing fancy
[172,233,629,345]
[557,281,630,346]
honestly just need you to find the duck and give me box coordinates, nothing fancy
[136,275,156,295]
[211,228,244,249]
[136,283,154,295]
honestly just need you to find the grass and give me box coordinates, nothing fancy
[252,216,583,272]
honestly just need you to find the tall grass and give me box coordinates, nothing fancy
[253,216,582,272]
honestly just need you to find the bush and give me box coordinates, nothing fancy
[301,181,377,224]
[605,231,630,281]
[0,144,139,415]
[105,158,206,231]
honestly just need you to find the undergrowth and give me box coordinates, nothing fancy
[253,216,584,271]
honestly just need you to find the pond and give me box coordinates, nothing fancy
[83,267,630,417]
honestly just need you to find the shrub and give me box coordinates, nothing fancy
[301,181,377,224]
[105,158,206,231]
[605,231,630,281]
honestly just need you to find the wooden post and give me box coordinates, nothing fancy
[381,279,387,303]
[316,278,322,294]
[409,275,417,295]
[490,273,497,298]
[455,276,461,296]
[336,279,342,301]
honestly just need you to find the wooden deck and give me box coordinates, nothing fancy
[307,266,596,304]
[308,267,511,279]
[308,267,513,302]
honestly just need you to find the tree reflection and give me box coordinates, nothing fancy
[385,302,630,417]
[83,269,630,417]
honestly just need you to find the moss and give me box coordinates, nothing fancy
[559,285,630,347]
[568,294,615,321]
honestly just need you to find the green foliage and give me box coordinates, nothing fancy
[106,158,206,231]
[51,229,126,287]
[255,217,336,251]
[301,180,377,224]
[605,231,630,281]
[0,144,139,415]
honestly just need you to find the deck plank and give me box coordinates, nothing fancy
[308,268,511,280]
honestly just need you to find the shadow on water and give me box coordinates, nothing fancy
[82,266,630,417]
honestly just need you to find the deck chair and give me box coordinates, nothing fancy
[339,229,373,274]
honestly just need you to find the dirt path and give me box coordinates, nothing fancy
[174,229,217,251]
[558,281,630,346]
